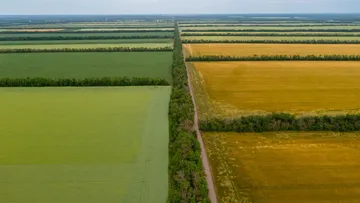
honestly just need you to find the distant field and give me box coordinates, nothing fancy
[0,29,64,32]
[5,23,174,28]
[0,43,171,50]
[0,52,172,81]
[76,28,174,32]
[182,25,360,30]
[182,36,360,41]
[180,23,360,27]
[0,87,170,203]
[181,31,360,35]
[183,44,360,57]
[203,132,360,203]
[189,61,360,117]
[0,39,173,45]
[0,32,174,38]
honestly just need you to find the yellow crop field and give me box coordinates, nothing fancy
[183,44,360,57]
[189,61,360,118]
[203,132,360,203]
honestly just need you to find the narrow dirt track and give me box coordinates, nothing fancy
[183,51,218,203]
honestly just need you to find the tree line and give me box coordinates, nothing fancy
[181,24,357,27]
[182,39,360,44]
[186,55,360,61]
[182,29,360,32]
[0,35,173,41]
[0,77,169,87]
[167,24,210,203]
[0,30,173,34]
[199,113,360,132]
[181,33,360,37]
[0,47,173,54]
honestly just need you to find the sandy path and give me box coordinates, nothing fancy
[183,51,218,203]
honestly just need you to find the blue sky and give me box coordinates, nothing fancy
[0,0,359,14]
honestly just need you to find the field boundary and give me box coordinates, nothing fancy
[182,29,360,32]
[184,50,219,203]
[182,39,360,44]
[186,54,360,61]
[0,77,170,87]
[181,33,360,37]
[167,23,210,203]
[0,35,174,41]
[200,113,360,132]
[0,47,173,53]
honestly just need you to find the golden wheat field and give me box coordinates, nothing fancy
[203,132,360,203]
[183,44,360,57]
[189,61,360,117]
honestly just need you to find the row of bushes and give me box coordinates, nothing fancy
[0,29,174,34]
[167,24,210,203]
[0,35,173,41]
[181,24,356,27]
[182,29,360,32]
[199,113,360,132]
[0,77,169,87]
[0,47,173,54]
[182,39,360,44]
[186,55,360,61]
[181,32,360,37]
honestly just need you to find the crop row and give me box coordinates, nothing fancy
[200,113,360,132]
[186,55,360,61]
[181,33,360,37]
[182,39,360,44]
[0,77,169,87]
[182,29,360,32]
[0,35,173,41]
[0,47,173,54]
[167,24,210,203]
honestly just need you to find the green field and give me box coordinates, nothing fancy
[0,32,174,38]
[0,87,170,203]
[0,52,172,81]
[182,36,360,41]
[0,39,173,45]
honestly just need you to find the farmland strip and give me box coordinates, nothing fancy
[0,77,169,87]
[167,23,211,203]
[0,35,173,41]
[0,47,173,53]
[186,55,360,61]
[182,39,360,44]
[182,29,360,32]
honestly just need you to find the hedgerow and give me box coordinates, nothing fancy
[181,33,360,37]
[0,47,173,53]
[199,113,360,132]
[182,39,360,44]
[0,77,169,87]
[186,55,360,61]
[0,35,173,41]
[0,29,174,34]
[167,23,210,203]
[182,29,360,32]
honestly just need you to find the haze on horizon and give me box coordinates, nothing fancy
[0,0,359,15]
